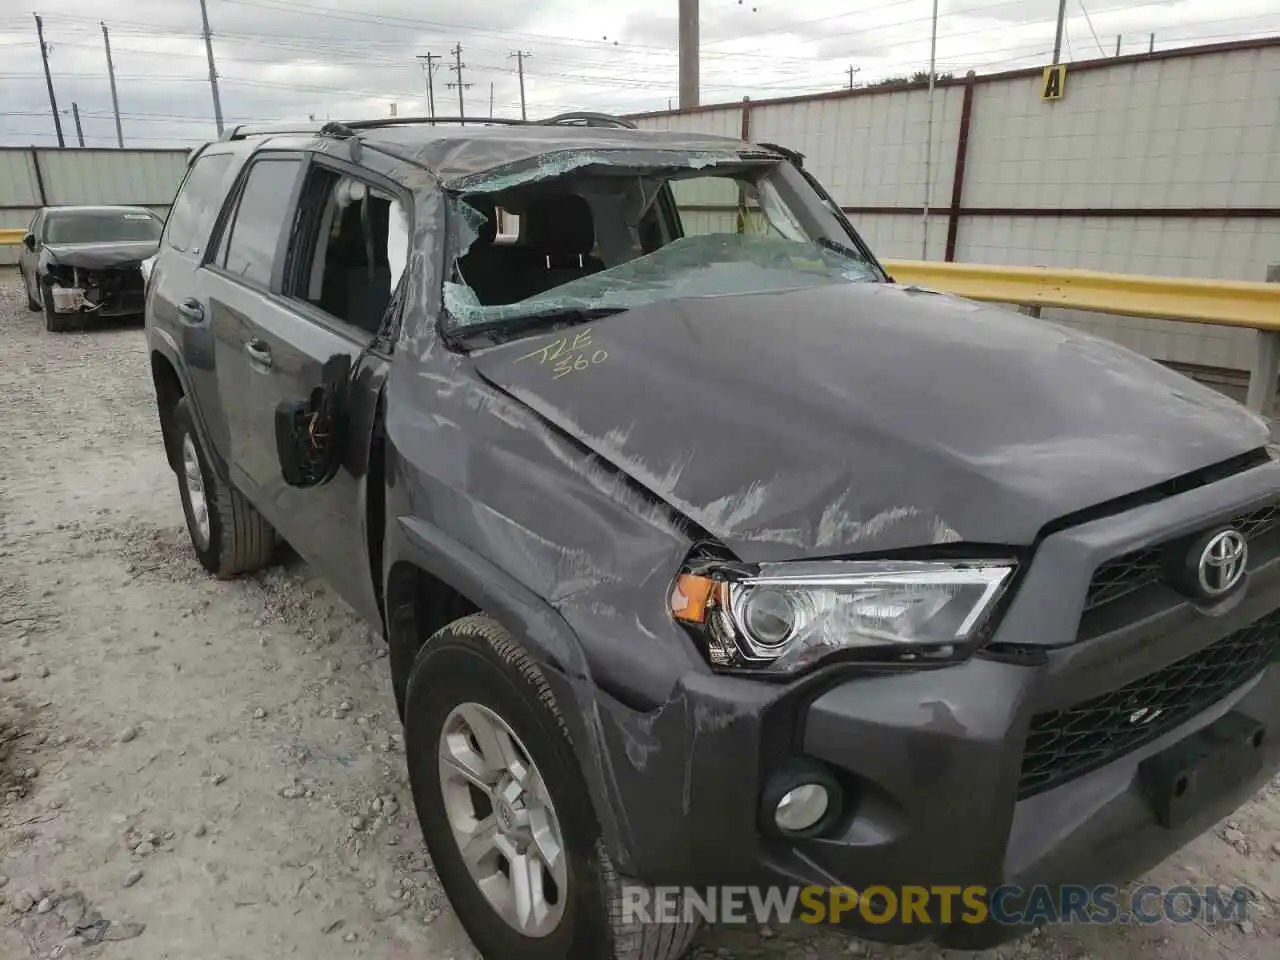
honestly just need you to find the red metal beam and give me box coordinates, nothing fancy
[944,72,978,262]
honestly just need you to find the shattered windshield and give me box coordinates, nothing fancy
[442,155,879,332]
[45,210,162,244]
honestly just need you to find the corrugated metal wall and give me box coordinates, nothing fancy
[0,148,189,265]
[632,39,1280,374]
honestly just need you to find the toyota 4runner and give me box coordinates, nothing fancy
[145,113,1280,959]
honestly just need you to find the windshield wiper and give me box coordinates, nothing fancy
[445,305,628,348]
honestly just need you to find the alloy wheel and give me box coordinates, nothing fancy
[437,701,568,938]
[181,433,210,549]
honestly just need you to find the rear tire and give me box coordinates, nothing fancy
[172,397,276,578]
[404,614,700,960]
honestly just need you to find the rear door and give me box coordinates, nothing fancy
[233,155,404,623]
[147,150,239,467]
[199,153,307,498]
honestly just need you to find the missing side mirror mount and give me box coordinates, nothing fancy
[275,355,351,488]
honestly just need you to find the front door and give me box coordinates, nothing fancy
[234,155,404,626]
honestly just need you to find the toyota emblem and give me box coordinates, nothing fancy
[1196,529,1247,597]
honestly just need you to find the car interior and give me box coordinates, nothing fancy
[297,172,399,335]
[450,167,793,311]
[454,191,609,306]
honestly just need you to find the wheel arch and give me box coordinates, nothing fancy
[150,349,185,472]
[148,336,229,484]
[383,517,633,876]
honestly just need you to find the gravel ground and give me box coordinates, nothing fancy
[0,270,1277,960]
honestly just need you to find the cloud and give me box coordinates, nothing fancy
[1,0,1276,147]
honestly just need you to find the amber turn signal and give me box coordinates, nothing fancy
[670,573,718,624]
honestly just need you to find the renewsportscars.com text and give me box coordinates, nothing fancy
[621,884,1253,927]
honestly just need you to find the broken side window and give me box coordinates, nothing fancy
[285,166,399,337]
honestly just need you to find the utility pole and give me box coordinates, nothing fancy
[1115,34,1122,56]
[33,14,65,148]
[846,65,860,89]
[416,53,439,119]
[1052,0,1067,64]
[70,103,85,147]
[197,0,225,135]
[489,82,494,118]
[509,51,530,121]
[678,0,699,108]
[101,22,124,147]
[448,43,471,122]
[1148,32,1155,54]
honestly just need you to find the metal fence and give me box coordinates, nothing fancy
[0,147,189,265]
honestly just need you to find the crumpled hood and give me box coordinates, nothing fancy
[43,240,158,270]
[471,282,1268,560]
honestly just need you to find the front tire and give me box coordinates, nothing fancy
[404,614,700,960]
[172,397,276,578]
[42,286,70,332]
[24,271,40,312]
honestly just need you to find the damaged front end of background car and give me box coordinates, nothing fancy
[37,244,150,319]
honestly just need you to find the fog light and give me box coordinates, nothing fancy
[775,783,830,832]
[760,760,845,838]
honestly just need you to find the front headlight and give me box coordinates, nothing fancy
[670,560,1014,675]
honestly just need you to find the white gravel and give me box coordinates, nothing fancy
[0,271,1276,959]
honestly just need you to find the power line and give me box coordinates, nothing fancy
[20,6,1278,89]
[3,7,1274,138]
[1078,0,1108,57]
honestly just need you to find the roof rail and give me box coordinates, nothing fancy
[220,111,638,142]
[221,117,527,141]
[343,116,530,130]
[541,112,637,129]
[220,121,326,141]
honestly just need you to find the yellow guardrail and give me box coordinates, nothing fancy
[882,260,1280,331]
[0,228,26,246]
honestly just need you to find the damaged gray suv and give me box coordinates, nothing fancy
[145,113,1280,958]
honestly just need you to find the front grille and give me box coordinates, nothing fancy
[1018,609,1280,798]
[1084,502,1280,613]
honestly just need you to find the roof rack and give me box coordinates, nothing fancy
[220,122,325,141]
[541,112,638,129]
[221,111,638,141]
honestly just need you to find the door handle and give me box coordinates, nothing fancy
[245,338,273,369]
[177,298,204,324]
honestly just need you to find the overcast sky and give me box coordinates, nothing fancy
[1,0,1277,147]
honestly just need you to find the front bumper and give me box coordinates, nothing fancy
[594,459,1280,946]
[44,266,146,318]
